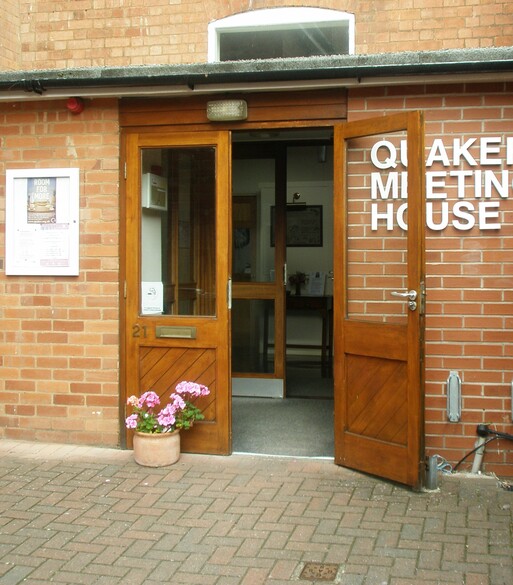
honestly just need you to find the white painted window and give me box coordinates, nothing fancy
[208,7,355,63]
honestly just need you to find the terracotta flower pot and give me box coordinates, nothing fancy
[132,430,180,467]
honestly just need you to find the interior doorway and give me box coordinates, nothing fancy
[230,128,334,457]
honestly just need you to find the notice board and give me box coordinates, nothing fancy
[5,168,79,276]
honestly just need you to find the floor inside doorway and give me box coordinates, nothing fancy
[232,359,334,458]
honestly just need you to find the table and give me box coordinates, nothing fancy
[263,294,333,377]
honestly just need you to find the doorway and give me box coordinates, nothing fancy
[121,94,425,486]
[230,129,335,457]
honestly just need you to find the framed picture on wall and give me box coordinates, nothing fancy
[270,204,323,247]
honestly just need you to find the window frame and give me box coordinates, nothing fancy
[208,7,355,63]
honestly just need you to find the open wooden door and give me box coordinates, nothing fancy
[122,131,231,454]
[230,141,287,399]
[333,112,425,488]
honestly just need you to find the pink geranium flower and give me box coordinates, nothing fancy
[138,391,160,409]
[175,381,210,397]
[125,413,138,429]
[125,382,210,434]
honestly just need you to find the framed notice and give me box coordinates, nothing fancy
[271,205,323,247]
[5,168,80,275]
[305,271,326,296]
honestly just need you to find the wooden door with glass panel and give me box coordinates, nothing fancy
[123,131,231,454]
[231,141,286,397]
[333,112,425,488]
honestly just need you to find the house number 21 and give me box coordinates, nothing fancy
[132,324,147,338]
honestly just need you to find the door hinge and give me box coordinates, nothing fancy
[419,280,426,315]
[124,162,127,180]
[124,280,127,299]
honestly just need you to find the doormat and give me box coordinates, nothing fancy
[300,562,339,581]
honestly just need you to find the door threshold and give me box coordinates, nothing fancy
[232,451,333,461]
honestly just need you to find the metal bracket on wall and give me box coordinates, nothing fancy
[447,370,462,422]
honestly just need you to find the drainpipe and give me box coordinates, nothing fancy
[471,435,487,474]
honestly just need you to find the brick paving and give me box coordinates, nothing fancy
[0,440,511,585]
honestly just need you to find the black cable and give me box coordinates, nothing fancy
[453,436,498,471]
[486,429,513,441]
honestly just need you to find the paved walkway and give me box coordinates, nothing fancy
[0,439,511,585]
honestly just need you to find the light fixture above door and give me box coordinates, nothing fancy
[206,99,247,121]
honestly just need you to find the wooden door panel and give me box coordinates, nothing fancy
[140,347,215,397]
[345,354,407,444]
[344,321,407,360]
[133,344,224,453]
[138,347,216,418]
[122,130,231,455]
[342,434,410,485]
[334,112,425,488]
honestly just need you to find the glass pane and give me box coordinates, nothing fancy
[232,158,275,283]
[232,299,274,374]
[345,131,408,324]
[232,195,260,282]
[140,147,216,316]
[220,24,350,60]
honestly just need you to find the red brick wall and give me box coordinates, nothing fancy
[1,88,511,474]
[356,0,513,53]
[0,0,20,70]
[348,84,513,475]
[13,0,513,70]
[0,98,121,447]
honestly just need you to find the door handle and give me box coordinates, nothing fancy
[390,290,417,301]
[227,277,232,310]
[390,289,417,310]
